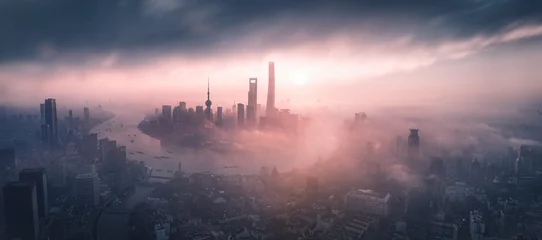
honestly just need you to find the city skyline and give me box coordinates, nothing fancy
[0,1,541,109]
[2,1,542,240]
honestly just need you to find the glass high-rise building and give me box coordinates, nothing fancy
[247,78,258,126]
[44,98,58,145]
[19,168,48,222]
[266,62,276,116]
[237,103,245,127]
[3,182,40,240]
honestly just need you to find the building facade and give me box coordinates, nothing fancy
[75,173,100,207]
[345,189,391,216]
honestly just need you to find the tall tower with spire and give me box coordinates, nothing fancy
[204,78,213,122]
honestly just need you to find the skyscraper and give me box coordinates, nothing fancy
[205,79,213,122]
[44,98,58,145]
[162,105,172,121]
[40,103,45,124]
[40,124,50,145]
[195,106,204,122]
[247,78,258,126]
[237,103,245,127]
[83,107,90,126]
[19,168,48,222]
[216,106,223,126]
[75,173,100,207]
[408,129,420,160]
[266,62,276,116]
[179,102,187,111]
[3,182,40,240]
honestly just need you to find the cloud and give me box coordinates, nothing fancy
[1,0,541,64]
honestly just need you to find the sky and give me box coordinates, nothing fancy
[1,0,542,111]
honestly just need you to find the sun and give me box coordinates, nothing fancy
[292,72,308,85]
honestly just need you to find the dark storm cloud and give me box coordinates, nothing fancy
[1,0,541,63]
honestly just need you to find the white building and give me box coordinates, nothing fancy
[75,173,100,207]
[345,189,391,216]
[470,210,485,240]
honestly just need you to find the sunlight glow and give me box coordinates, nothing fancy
[292,72,309,85]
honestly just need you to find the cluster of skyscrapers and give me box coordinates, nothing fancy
[149,61,304,135]
[39,98,91,147]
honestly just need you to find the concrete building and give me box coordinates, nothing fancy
[83,107,90,126]
[216,106,223,126]
[162,105,172,121]
[266,62,276,116]
[237,103,245,128]
[3,182,40,240]
[179,102,187,111]
[407,129,420,160]
[19,168,48,222]
[44,98,58,145]
[429,221,458,240]
[99,138,117,163]
[345,189,391,216]
[75,173,100,207]
[470,210,485,240]
[247,78,258,126]
[40,103,45,124]
[444,182,487,204]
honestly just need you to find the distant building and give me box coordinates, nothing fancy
[83,107,90,126]
[105,146,127,173]
[247,78,258,126]
[407,129,420,160]
[470,158,484,188]
[216,106,223,126]
[195,106,204,122]
[237,103,245,127]
[3,182,40,240]
[40,103,45,124]
[40,124,50,145]
[0,148,16,171]
[266,62,276,116]
[43,99,58,146]
[75,173,100,207]
[19,168,48,222]
[444,182,487,203]
[162,105,172,121]
[429,221,458,240]
[49,158,66,188]
[178,102,187,111]
[429,157,445,177]
[345,189,391,216]
[100,138,117,163]
[469,210,485,240]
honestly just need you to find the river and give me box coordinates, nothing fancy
[90,112,306,178]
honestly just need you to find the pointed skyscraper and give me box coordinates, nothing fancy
[204,78,213,122]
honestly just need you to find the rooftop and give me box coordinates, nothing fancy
[75,173,98,179]
[346,189,390,200]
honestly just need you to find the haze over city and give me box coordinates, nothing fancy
[1,1,542,240]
